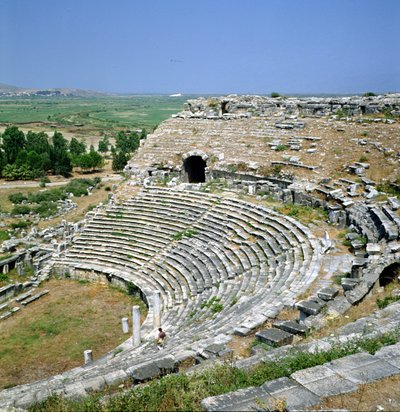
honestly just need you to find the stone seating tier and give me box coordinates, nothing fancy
[0,187,321,409]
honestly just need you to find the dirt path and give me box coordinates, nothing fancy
[0,174,122,190]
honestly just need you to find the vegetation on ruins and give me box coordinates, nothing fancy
[29,329,399,411]
[7,178,100,218]
[171,228,198,241]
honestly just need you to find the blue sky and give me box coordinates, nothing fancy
[0,0,399,94]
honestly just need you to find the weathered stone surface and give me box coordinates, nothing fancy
[128,361,160,382]
[256,328,293,347]
[261,377,321,410]
[291,364,357,397]
[82,376,106,393]
[375,342,400,368]
[103,370,128,386]
[326,352,400,384]
[201,386,268,411]
[274,320,308,335]
[317,287,339,301]
[296,300,322,316]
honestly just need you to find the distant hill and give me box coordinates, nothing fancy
[0,82,107,97]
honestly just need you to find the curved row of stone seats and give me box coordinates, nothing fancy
[0,187,322,409]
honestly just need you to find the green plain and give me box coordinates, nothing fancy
[0,95,195,131]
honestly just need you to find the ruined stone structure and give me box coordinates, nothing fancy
[1,94,400,408]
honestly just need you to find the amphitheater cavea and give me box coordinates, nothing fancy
[1,93,400,410]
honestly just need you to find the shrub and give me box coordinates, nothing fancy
[8,193,28,204]
[376,295,400,309]
[28,189,66,203]
[271,92,280,98]
[0,230,10,242]
[33,201,58,217]
[363,92,376,97]
[0,273,9,282]
[11,205,31,215]
[276,144,288,151]
[11,220,31,229]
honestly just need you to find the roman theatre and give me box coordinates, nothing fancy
[2,94,400,408]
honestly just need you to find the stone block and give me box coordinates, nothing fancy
[345,282,370,305]
[104,369,128,386]
[82,376,106,393]
[63,382,87,400]
[200,386,267,411]
[128,361,160,382]
[255,327,293,347]
[366,243,381,255]
[317,287,339,301]
[296,300,322,316]
[341,278,359,291]
[291,364,358,397]
[156,355,177,373]
[261,377,321,410]
[374,343,400,369]
[274,320,308,335]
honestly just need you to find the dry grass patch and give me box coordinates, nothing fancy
[0,278,147,389]
[310,375,400,411]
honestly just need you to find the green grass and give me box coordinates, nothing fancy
[172,228,198,241]
[376,295,400,309]
[29,329,399,411]
[274,203,328,224]
[0,230,10,242]
[0,96,193,131]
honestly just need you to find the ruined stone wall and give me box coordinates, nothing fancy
[182,94,400,119]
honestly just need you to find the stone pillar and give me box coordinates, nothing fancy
[2,264,9,274]
[153,291,161,328]
[248,184,256,196]
[122,317,129,334]
[132,305,141,347]
[84,349,93,364]
[24,252,33,269]
[33,262,40,275]
[16,261,25,276]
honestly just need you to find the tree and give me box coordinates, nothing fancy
[26,131,51,154]
[69,137,86,157]
[76,150,104,172]
[2,126,26,164]
[50,131,72,177]
[140,129,147,140]
[115,131,140,154]
[112,150,128,171]
[98,137,109,153]
[0,149,6,176]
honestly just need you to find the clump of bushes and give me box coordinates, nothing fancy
[11,205,31,215]
[8,178,101,218]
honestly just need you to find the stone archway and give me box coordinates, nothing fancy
[379,262,400,287]
[182,150,208,183]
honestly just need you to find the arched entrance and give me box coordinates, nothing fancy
[379,262,400,287]
[183,156,206,183]
[182,150,208,183]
